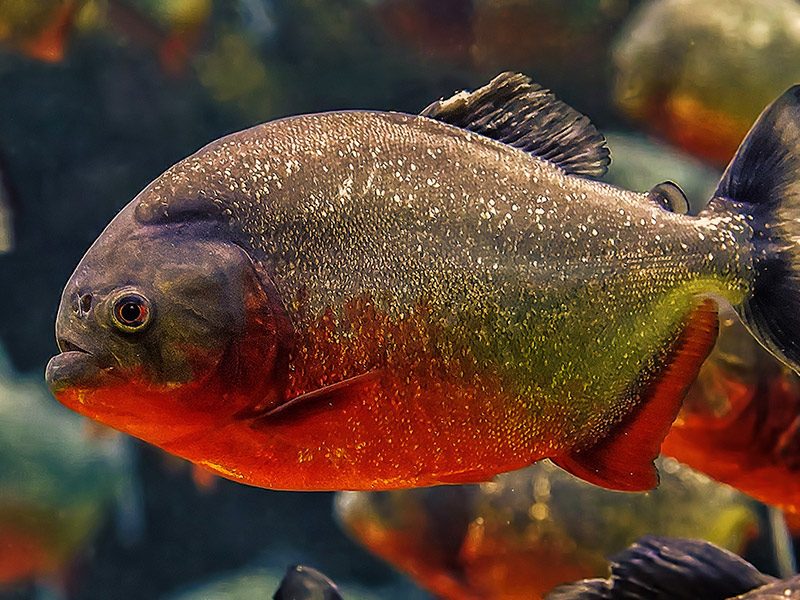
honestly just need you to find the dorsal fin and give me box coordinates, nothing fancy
[421,72,611,178]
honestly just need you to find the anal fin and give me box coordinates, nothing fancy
[554,299,719,491]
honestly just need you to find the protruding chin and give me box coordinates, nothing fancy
[46,354,223,447]
[45,351,118,397]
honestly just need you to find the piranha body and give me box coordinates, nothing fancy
[45,73,800,491]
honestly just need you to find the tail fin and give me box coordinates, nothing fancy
[712,85,800,371]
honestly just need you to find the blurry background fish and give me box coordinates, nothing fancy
[372,0,639,118]
[0,0,211,75]
[1,0,800,598]
[613,0,800,166]
[78,0,212,76]
[335,459,761,600]
[0,343,139,598]
[0,0,82,63]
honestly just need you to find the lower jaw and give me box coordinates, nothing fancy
[45,351,119,395]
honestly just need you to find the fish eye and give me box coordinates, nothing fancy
[111,293,152,333]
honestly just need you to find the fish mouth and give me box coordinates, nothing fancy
[57,337,88,354]
[46,338,119,394]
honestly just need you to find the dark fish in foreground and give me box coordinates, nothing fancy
[548,536,800,600]
[273,565,343,600]
[45,72,800,491]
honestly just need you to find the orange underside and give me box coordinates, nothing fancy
[57,295,716,491]
[172,371,550,490]
[57,298,555,490]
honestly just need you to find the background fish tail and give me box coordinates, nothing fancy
[710,85,800,372]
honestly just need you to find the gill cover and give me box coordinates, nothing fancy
[131,191,293,411]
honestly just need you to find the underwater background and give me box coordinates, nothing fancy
[1,1,799,598]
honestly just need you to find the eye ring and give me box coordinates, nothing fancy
[111,293,152,333]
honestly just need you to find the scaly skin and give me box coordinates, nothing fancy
[50,111,752,490]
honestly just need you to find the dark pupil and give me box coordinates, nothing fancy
[119,301,143,324]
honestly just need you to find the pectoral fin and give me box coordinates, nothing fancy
[553,299,719,491]
[434,469,495,485]
[258,370,382,425]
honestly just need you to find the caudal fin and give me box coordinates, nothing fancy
[712,85,800,371]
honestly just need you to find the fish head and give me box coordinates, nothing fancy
[45,201,290,444]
